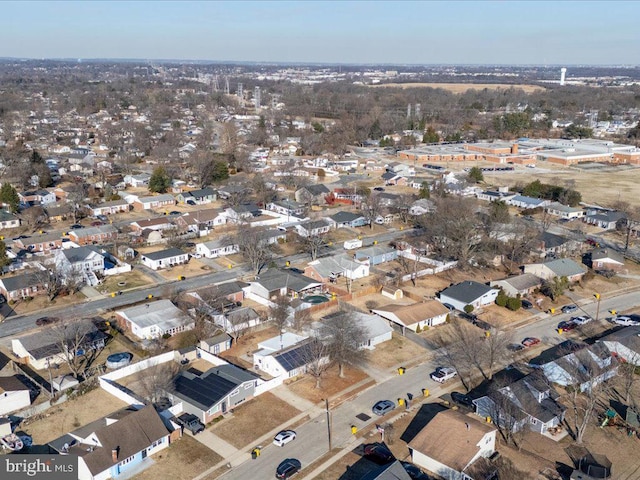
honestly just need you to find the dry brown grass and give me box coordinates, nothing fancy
[365,334,428,370]
[211,392,299,448]
[131,435,222,480]
[98,269,154,294]
[21,388,129,444]
[155,259,210,280]
[369,82,545,93]
[287,364,370,405]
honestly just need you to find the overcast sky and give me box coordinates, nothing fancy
[1,1,638,65]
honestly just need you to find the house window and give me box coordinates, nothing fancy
[244,384,252,390]
[231,388,239,396]
[119,454,136,466]
[531,418,538,425]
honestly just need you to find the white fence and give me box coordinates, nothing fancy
[255,376,285,396]
[104,264,133,276]
[196,348,229,367]
[99,378,145,406]
[101,351,175,382]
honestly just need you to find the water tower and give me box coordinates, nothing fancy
[560,67,567,86]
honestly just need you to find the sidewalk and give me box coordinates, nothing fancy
[190,429,239,459]
[270,384,323,414]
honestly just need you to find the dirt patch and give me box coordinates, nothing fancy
[369,82,545,93]
[211,392,300,448]
[21,388,129,445]
[98,269,154,294]
[365,334,428,370]
[476,305,533,329]
[288,364,370,405]
[131,435,222,480]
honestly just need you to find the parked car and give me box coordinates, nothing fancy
[430,367,457,383]
[558,320,578,332]
[372,400,396,416]
[561,305,578,314]
[176,413,205,435]
[275,459,302,479]
[442,303,456,311]
[521,299,533,309]
[35,316,60,326]
[96,214,109,222]
[571,315,592,326]
[363,443,395,465]
[91,221,103,226]
[451,392,475,410]
[373,187,385,191]
[521,337,541,347]
[508,343,525,352]
[70,224,84,230]
[400,461,431,480]
[608,315,640,326]
[273,430,297,447]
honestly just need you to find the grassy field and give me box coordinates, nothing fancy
[369,82,545,93]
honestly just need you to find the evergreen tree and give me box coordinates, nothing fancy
[148,166,171,193]
[211,160,230,182]
[0,241,10,269]
[467,166,484,183]
[0,183,20,213]
[423,126,439,143]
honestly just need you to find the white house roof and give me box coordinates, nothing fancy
[116,299,191,331]
[256,333,308,357]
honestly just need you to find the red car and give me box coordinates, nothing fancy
[521,337,541,347]
[558,321,578,332]
[91,221,103,226]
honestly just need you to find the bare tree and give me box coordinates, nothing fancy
[228,225,272,275]
[485,383,526,448]
[301,337,331,389]
[34,268,63,301]
[359,193,385,228]
[269,295,291,333]
[50,319,96,378]
[21,206,49,231]
[66,184,89,224]
[299,232,329,261]
[138,360,181,404]
[319,310,368,378]
[220,121,239,156]
[251,175,277,207]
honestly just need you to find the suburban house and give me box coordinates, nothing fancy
[381,172,408,186]
[54,246,106,286]
[329,211,369,229]
[91,199,130,216]
[45,203,74,222]
[69,225,119,245]
[408,409,497,480]
[188,281,247,307]
[267,199,306,217]
[256,229,287,245]
[354,245,398,266]
[217,184,250,200]
[409,198,434,216]
[131,194,175,211]
[535,231,578,258]
[316,311,393,350]
[372,301,450,333]
[115,299,195,340]
[523,258,587,282]
[175,208,227,234]
[247,269,324,304]
[195,238,239,258]
[295,218,332,237]
[130,218,176,234]
[585,248,625,272]
[140,248,188,270]
[14,232,63,253]
[0,271,49,301]
[599,326,640,365]
[506,195,551,209]
[489,273,542,298]
[0,376,32,415]
[123,173,151,187]
[199,332,233,355]
[11,323,107,370]
[223,203,262,223]
[176,187,217,205]
[215,307,261,334]
[361,461,412,480]
[438,281,499,312]
[304,254,370,283]
[294,184,330,205]
[168,364,259,423]
[584,210,626,230]
[545,202,584,220]
[253,335,327,379]
[473,370,566,435]
[48,405,171,480]
[530,342,618,392]
[0,211,20,229]
[476,189,516,203]
[19,189,57,206]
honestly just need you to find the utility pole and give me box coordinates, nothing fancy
[325,398,332,451]
[594,293,601,322]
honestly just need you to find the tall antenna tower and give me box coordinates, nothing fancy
[407,104,412,119]
[271,93,281,109]
[560,67,567,86]
[237,83,243,99]
[254,86,261,110]
[415,103,421,119]
[212,75,219,92]
[224,77,230,95]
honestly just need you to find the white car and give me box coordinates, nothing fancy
[430,367,457,383]
[273,430,296,447]
[610,315,640,326]
[571,315,592,326]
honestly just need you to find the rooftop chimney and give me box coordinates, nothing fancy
[111,448,119,463]
[511,143,518,154]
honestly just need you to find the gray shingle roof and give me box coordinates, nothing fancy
[440,281,494,304]
[544,258,587,277]
[254,269,320,293]
[142,247,185,261]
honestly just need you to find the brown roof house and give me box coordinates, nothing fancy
[0,375,32,416]
[372,301,450,333]
[585,248,625,273]
[48,405,172,480]
[409,409,497,480]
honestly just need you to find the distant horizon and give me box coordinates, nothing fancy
[0,57,638,69]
